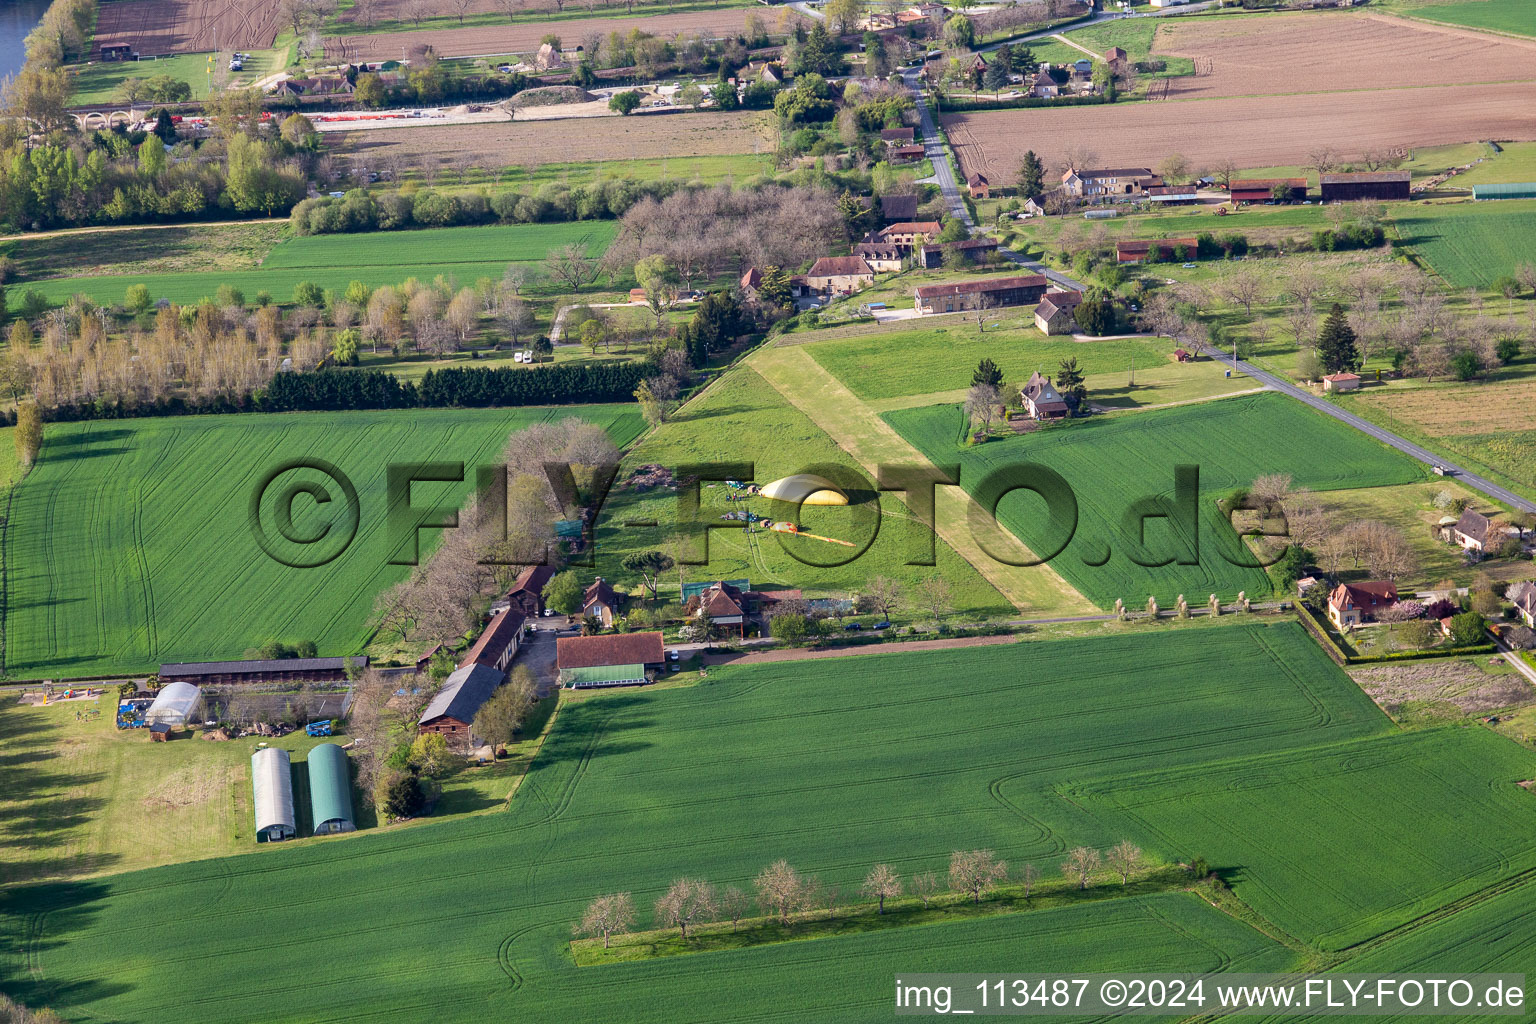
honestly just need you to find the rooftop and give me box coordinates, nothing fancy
[558,632,666,670]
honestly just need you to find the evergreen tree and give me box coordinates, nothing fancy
[1074,291,1115,336]
[1316,302,1359,373]
[973,358,1003,388]
[982,60,1009,96]
[1056,358,1086,412]
[1018,150,1045,198]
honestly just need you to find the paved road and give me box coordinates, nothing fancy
[1197,344,1536,514]
[892,10,1535,519]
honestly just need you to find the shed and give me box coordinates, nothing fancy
[149,723,172,742]
[252,747,297,842]
[306,743,356,834]
[145,682,203,727]
[1323,372,1361,392]
[1473,183,1536,201]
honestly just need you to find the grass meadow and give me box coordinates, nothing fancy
[0,623,1396,1022]
[591,366,1017,617]
[798,323,1186,403]
[3,406,643,678]
[884,392,1426,608]
[11,221,619,308]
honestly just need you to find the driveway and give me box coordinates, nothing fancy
[516,625,571,697]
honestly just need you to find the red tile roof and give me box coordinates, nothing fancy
[557,632,665,669]
[882,221,942,235]
[1328,581,1398,612]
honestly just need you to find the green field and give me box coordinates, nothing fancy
[1399,0,1536,37]
[0,623,1395,1021]
[884,392,1426,608]
[1079,726,1536,950]
[3,406,643,678]
[591,365,1016,616]
[1449,143,1536,188]
[801,324,1182,402]
[1393,199,1536,289]
[15,221,619,307]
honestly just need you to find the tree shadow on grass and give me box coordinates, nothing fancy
[0,878,131,1015]
[0,708,117,885]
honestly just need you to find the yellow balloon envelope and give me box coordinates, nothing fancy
[759,474,848,506]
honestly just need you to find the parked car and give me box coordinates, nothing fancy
[873,620,892,630]
[668,649,680,661]
[844,622,863,631]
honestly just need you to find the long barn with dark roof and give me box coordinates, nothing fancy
[158,656,367,686]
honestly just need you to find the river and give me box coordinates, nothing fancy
[1,0,53,80]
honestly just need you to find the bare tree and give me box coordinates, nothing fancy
[917,577,952,624]
[1307,145,1338,177]
[911,871,940,909]
[949,849,1008,904]
[863,576,902,622]
[1061,847,1101,889]
[577,893,636,948]
[862,864,904,914]
[965,381,1002,436]
[1218,266,1267,317]
[1105,841,1145,885]
[754,860,814,925]
[1250,473,1294,511]
[1019,862,1039,899]
[654,878,716,939]
[544,242,600,292]
[719,886,749,932]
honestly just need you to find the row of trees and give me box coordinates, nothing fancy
[579,841,1152,947]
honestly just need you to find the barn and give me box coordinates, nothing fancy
[1230,177,1307,204]
[144,682,203,727]
[252,747,297,842]
[1319,171,1410,202]
[557,632,666,689]
[913,274,1048,315]
[1473,183,1536,201]
[306,743,356,835]
[418,663,506,750]
[159,656,366,686]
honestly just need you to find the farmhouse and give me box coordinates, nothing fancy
[583,577,621,627]
[800,255,876,297]
[891,144,927,163]
[271,76,354,97]
[535,42,566,71]
[1021,370,1070,420]
[915,237,999,269]
[1451,509,1496,554]
[306,743,356,835]
[1319,171,1410,201]
[1323,372,1361,392]
[880,221,943,250]
[145,681,203,727]
[880,126,916,146]
[418,663,506,750]
[1061,167,1157,198]
[460,608,526,673]
[252,747,296,842]
[1327,580,1398,629]
[1115,237,1199,264]
[881,194,920,223]
[1034,290,1083,335]
[158,656,365,686]
[557,632,666,688]
[1029,71,1060,98]
[1511,582,1536,628]
[853,242,905,272]
[967,172,990,199]
[913,274,1048,315]
[1230,177,1307,203]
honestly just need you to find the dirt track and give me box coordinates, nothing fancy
[1151,11,1536,102]
[943,82,1536,185]
[325,5,803,61]
[324,109,773,168]
[94,0,281,55]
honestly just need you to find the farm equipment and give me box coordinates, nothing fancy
[768,521,855,547]
[306,720,334,737]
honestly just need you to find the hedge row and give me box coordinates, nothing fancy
[40,363,654,421]
[942,93,1116,113]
